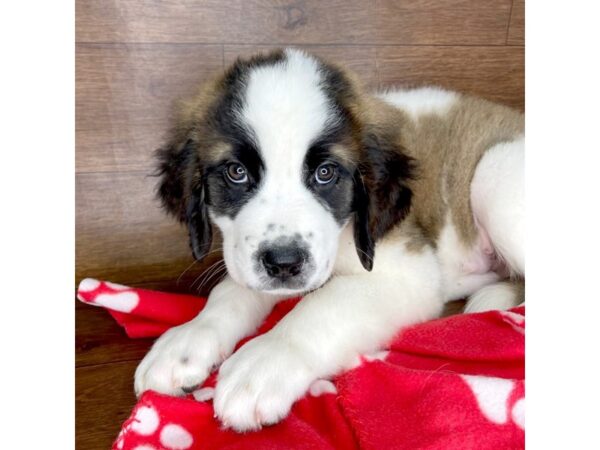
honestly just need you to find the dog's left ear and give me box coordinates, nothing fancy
[353,131,415,271]
[155,138,213,261]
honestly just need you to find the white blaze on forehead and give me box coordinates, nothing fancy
[218,50,346,295]
[241,49,333,179]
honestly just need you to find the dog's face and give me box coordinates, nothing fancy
[157,49,414,295]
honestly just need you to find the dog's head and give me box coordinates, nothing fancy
[157,49,414,296]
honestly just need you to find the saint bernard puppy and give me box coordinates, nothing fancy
[134,48,524,431]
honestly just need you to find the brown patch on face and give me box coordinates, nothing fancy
[328,142,358,167]
[154,49,289,261]
[203,141,232,163]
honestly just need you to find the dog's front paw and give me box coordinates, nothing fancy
[134,320,225,397]
[214,334,316,432]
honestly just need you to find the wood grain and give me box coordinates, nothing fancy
[76,360,139,450]
[372,0,512,46]
[507,0,525,45]
[76,300,154,367]
[377,46,524,110]
[76,170,224,286]
[76,44,222,173]
[77,0,512,46]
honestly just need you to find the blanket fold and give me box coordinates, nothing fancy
[77,278,524,450]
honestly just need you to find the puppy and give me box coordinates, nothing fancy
[134,48,524,431]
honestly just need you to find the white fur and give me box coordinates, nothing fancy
[463,137,525,312]
[135,52,524,431]
[213,224,444,430]
[212,49,342,295]
[437,215,501,301]
[471,137,525,275]
[465,282,520,313]
[134,277,279,396]
[377,86,459,120]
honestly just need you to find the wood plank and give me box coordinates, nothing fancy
[77,0,512,46]
[76,361,138,450]
[76,43,223,173]
[377,46,524,110]
[372,0,512,46]
[76,170,225,286]
[76,300,154,368]
[507,0,525,45]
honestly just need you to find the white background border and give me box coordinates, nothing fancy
[2,0,600,448]
[1,1,74,448]
[527,1,600,448]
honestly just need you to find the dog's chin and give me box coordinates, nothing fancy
[246,275,329,298]
[258,285,310,297]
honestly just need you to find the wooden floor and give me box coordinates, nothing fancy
[75,1,524,448]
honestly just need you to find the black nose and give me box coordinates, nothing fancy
[261,246,307,280]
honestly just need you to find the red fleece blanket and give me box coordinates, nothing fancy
[77,278,525,450]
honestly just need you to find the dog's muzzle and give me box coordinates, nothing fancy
[253,234,315,291]
[260,245,308,281]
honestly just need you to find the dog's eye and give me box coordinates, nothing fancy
[225,163,248,184]
[315,163,336,184]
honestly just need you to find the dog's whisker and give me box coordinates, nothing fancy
[192,261,221,287]
[193,259,226,290]
[201,265,228,292]
[195,262,223,291]
[190,259,224,290]
[355,247,374,263]
[177,247,225,286]
[198,247,225,258]
[176,259,199,286]
[197,261,227,292]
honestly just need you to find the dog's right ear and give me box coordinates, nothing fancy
[155,138,213,261]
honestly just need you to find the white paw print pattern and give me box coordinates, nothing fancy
[78,278,140,313]
[114,404,194,450]
[461,374,524,430]
[499,310,525,335]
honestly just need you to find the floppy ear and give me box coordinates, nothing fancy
[353,131,415,271]
[155,138,213,261]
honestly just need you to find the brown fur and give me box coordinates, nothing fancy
[159,49,524,265]
[360,93,524,248]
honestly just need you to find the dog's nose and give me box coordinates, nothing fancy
[261,246,306,280]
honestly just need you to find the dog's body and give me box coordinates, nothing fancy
[135,49,524,431]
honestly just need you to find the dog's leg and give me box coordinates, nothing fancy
[465,279,525,313]
[134,275,280,396]
[213,246,445,431]
[470,136,524,275]
[466,136,525,313]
